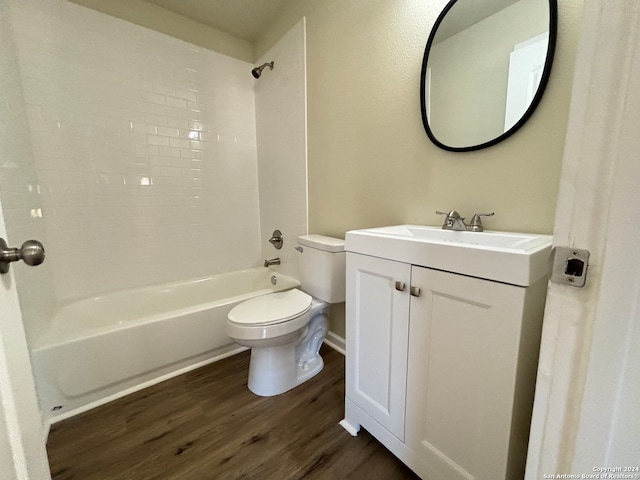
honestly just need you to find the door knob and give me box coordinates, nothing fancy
[0,238,45,274]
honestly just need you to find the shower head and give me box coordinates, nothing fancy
[251,61,274,79]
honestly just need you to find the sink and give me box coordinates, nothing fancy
[362,225,550,250]
[345,225,553,286]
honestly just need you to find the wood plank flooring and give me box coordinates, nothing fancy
[47,346,420,479]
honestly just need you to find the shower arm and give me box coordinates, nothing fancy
[251,61,274,78]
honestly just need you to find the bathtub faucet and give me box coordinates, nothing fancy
[264,257,281,267]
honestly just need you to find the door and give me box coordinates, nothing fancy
[525,0,640,475]
[345,253,410,440]
[0,203,51,479]
[406,266,526,480]
[0,0,52,475]
[504,33,549,132]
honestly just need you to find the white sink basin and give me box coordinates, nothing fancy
[345,225,553,286]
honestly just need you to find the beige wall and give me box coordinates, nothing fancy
[68,0,254,62]
[257,0,584,236]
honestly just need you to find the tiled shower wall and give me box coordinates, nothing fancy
[9,0,263,303]
[0,1,57,343]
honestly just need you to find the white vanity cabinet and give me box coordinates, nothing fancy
[343,250,549,480]
[344,253,411,440]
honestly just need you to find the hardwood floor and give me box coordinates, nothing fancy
[47,346,420,479]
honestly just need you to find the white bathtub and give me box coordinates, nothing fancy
[31,268,299,424]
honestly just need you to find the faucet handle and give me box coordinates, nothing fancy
[469,212,494,232]
[435,210,464,220]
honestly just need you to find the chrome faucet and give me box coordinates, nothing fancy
[436,210,468,231]
[264,257,281,267]
[436,210,494,232]
[268,229,283,250]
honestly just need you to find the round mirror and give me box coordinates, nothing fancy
[420,0,557,152]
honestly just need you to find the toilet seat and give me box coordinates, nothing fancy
[228,289,312,326]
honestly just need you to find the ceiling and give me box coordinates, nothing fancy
[143,1,525,46]
[143,0,291,43]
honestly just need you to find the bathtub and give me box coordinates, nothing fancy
[31,268,299,424]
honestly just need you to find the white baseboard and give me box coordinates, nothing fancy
[324,331,346,355]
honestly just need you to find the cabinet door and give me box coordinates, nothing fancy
[346,253,411,440]
[406,266,526,480]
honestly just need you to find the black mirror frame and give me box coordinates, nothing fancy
[420,0,558,152]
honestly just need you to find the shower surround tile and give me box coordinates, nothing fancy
[9,0,263,301]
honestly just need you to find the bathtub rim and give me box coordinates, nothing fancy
[32,267,299,350]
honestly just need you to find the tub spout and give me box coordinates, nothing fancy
[264,258,280,267]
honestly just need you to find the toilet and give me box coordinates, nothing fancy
[226,234,345,396]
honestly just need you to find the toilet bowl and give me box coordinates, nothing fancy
[226,234,345,396]
[227,290,329,396]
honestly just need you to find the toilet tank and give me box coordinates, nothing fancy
[297,234,345,303]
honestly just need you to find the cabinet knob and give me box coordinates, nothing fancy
[410,286,421,297]
[395,281,406,292]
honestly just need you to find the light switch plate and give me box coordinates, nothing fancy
[550,247,590,287]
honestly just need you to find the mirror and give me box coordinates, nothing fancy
[420,0,557,152]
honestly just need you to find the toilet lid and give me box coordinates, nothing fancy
[228,289,312,326]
